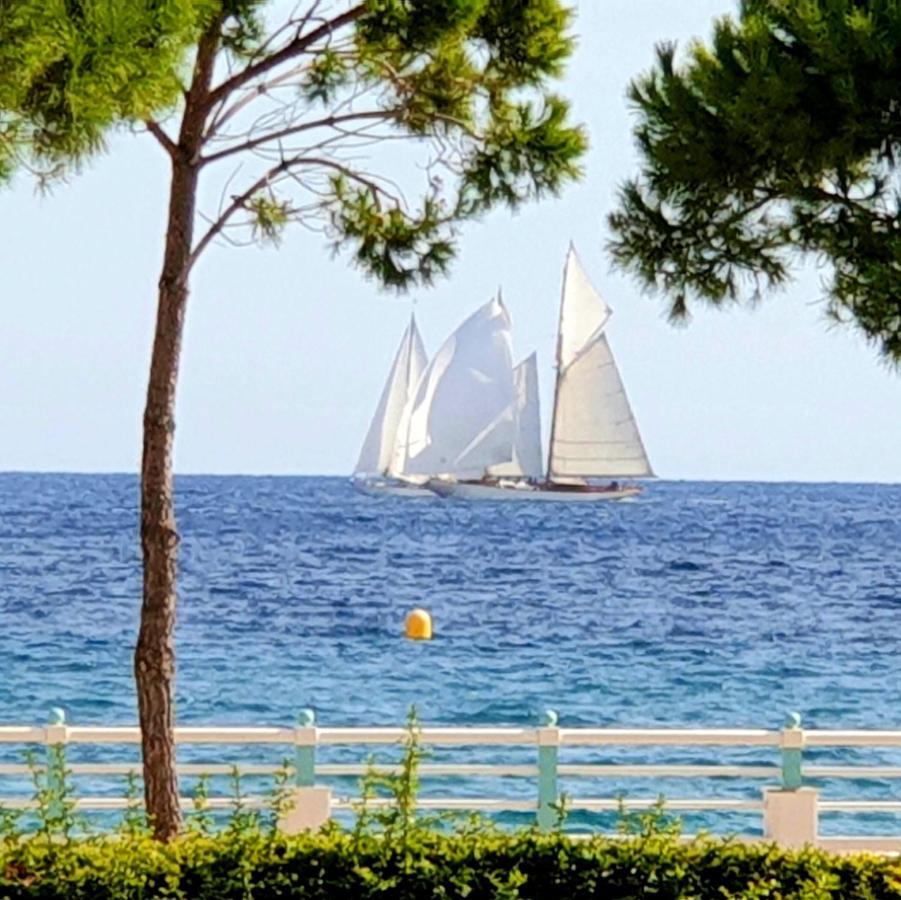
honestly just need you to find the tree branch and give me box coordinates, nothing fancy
[189,157,303,267]
[145,120,177,159]
[189,154,397,268]
[202,4,367,115]
[206,63,308,138]
[283,156,397,203]
[200,109,398,166]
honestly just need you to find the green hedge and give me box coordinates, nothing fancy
[2,831,901,899]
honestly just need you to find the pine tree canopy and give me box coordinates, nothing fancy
[0,0,586,288]
[0,0,200,175]
[608,0,901,363]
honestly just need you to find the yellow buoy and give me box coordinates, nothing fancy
[405,608,433,640]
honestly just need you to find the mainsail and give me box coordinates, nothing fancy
[398,297,516,479]
[355,315,427,477]
[487,353,543,479]
[547,247,653,480]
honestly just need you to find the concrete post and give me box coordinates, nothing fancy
[278,786,333,834]
[762,787,819,848]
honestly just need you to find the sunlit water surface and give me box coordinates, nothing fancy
[1,474,899,835]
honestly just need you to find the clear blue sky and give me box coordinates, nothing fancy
[1,1,898,482]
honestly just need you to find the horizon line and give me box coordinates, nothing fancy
[0,469,899,487]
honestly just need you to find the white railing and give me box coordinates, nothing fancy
[2,710,901,852]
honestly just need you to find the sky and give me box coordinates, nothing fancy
[1,1,899,483]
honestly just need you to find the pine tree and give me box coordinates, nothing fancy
[609,0,901,363]
[3,0,586,840]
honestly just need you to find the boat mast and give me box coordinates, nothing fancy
[404,311,416,395]
[544,245,571,484]
[391,312,417,478]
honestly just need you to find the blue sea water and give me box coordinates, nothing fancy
[1,473,900,834]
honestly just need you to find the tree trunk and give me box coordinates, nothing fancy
[134,155,198,841]
[134,20,220,842]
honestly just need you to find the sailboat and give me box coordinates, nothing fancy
[394,295,518,484]
[352,315,433,497]
[429,246,654,501]
[486,352,543,481]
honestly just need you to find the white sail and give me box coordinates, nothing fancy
[398,297,516,479]
[355,315,427,476]
[488,353,543,479]
[548,247,653,479]
[558,246,611,368]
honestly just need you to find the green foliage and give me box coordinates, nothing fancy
[186,774,214,836]
[334,0,586,287]
[25,745,83,842]
[265,760,295,835]
[0,803,22,850]
[328,175,456,288]
[351,706,466,846]
[247,194,292,246]
[219,0,266,57]
[1,824,900,898]
[608,0,901,363]
[460,94,585,215]
[1,0,585,286]
[121,771,150,839]
[301,48,353,105]
[0,0,205,171]
[616,795,683,841]
[478,0,574,83]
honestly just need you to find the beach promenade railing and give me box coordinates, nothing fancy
[2,710,901,853]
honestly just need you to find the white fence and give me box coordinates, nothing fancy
[3,710,901,852]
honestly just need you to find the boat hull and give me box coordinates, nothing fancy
[428,480,642,502]
[352,477,434,498]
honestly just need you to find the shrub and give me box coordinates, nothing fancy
[2,830,901,899]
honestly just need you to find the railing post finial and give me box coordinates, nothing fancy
[298,708,316,727]
[544,709,559,727]
[49,707,66,726]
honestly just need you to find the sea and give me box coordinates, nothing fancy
[1,472,900,835]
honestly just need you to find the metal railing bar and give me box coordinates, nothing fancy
[819,801,901,812]
[317,728,538,746]
[806,767,901,779]
[14,726,901,749]
[0,797,270,811]
[805,732,901,747]
[36,727,298,745]
[317,764,539,777]
[559,729,779,747]
[0,728,46,743]
[330,798,537,812]
[558,765,779,778]
[819,837,901,852]
[568,798,763,812]
[0,763,288,777]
